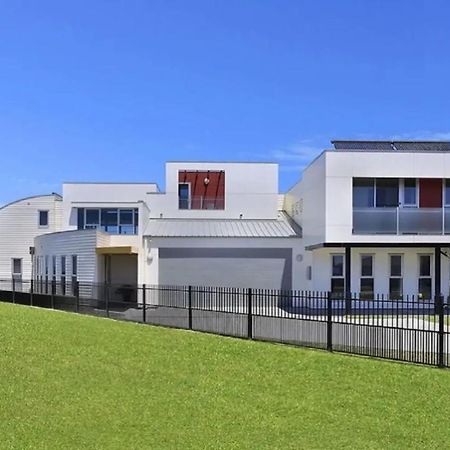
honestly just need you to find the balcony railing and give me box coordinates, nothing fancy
[353,207,450,235]
[179,196,225,210]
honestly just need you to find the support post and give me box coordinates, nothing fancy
[435,246,442,302]
[327,291,333,351]
[12,278,15,304]
[142,284,146,323]
[51,279,55,309]
[188,285,193,330]
[247,288,253,339]
[345,245,352,314]
[105,282,110,318]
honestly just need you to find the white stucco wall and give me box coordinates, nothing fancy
[146,162,279,220]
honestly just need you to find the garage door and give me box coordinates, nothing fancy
[158,248,292,290]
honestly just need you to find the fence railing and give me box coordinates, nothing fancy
[0,279,449,368]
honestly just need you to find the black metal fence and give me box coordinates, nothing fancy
[0,279,449,368]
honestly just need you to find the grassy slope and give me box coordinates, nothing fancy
[1,303,450,449]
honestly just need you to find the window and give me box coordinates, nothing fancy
[403,179,418,207]
[389,255,403,300]
[39,210,49,227]
[376,178,399,207]
[418,255,432,300]
[85,209,100,229]
[353,178,375,207]
[11,258,22,281]
[331,255,345,298]
[61,256,66,295]
[445,180,450,207]
[360,255,374,300]
[178,183,190,209]
[78,208,139,234]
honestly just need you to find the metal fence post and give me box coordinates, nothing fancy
[12,278,15,304]
[105,283,110,318]
[142,284,146,323]
[51,280,55,309]
[437,294,445,368]
[188,285,193,330]
[30,278,34,306]
[327,291,333,352]
[75,281,80,313]
[248,288,253,339]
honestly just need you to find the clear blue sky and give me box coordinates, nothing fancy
[1,0,449,205]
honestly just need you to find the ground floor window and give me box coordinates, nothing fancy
[418,254,432,300]
[389,254,403,300]
[360,254,374,300]
[11,258,22,282]
[331,254,345,298]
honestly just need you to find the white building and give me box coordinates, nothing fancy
[33,162,302,292]
[285,140,450,299]
[0,194,62,281]
[4,140,450,300]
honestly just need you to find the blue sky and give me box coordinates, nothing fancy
[1,0,449,204]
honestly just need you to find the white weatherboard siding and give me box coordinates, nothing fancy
[34,229,104,284]
[0,195,62,280]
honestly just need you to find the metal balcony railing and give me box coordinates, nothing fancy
[179,196,225,210]
[353,207,450,235]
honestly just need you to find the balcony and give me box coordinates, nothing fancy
[179,195,225,210]
[353,207,450,235]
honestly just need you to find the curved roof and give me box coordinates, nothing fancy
[0,193,62,211]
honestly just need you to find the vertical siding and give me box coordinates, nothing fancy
[0,195,62,280]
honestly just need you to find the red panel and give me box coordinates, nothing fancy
[178,170,225,209]
[419,179,442,208]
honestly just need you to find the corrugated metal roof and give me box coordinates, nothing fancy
[144,212,302,238]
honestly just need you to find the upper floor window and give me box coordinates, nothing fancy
[39,210,49,227]
[445,180,450,207]
[353,178,374,207]
[178,183,190,209]
[376,179,398,207]
[403,179,417,207]
[77,208,139,235]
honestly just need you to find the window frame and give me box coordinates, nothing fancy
[418,254,433,300]
[331,254,345,298]
[389,254,403,300]
[178,182,191,210]
[11,258,22,281]
[359,254,374,300]
[84,208,101,229]
[401,178,419,208]
[38,210,49,228]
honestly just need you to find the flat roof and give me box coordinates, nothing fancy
[332,140,450,151]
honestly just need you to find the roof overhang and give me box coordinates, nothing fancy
[96,246,138,255]
[306,242,448,251]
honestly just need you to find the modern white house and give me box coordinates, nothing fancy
[32,162,302,292]
[284,140,450,299]
[3,140,450,300]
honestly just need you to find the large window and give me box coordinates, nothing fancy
[71,255,78,294]
[77,208,139,234]
[360,255,374,300]
[445,179,450,207]
[331,254,345,298]
[376,178,399,207]
[353,178,375,207]
[418,255,432,300]
[389,255,403,300]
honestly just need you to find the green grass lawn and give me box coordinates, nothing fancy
[2,304,450,450]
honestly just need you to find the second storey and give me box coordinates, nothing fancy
[285,140,450,248]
